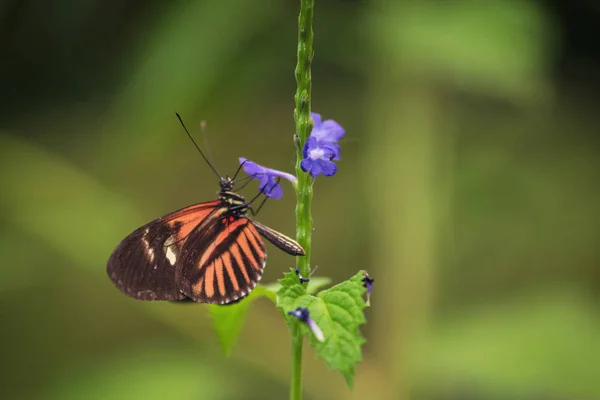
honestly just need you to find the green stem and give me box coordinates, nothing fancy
[290,325,304,400]
[291,0,314,400]
[294,0,314,279]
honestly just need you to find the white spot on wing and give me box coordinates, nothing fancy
[163,235,177,266]
[165,246,177,266]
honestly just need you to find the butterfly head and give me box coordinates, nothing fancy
[219,176,235,192]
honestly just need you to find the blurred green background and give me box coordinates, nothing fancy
[2,1,599,399]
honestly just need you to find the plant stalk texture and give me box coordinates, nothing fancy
[291,0,314,399]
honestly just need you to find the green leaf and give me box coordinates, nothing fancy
[278,270,368,388]
[276,269,308,312]
[209,285,276,356]
[275,268,332,298]
[310,271,367,388]
[306,276,332,294]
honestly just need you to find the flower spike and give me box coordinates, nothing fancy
[288,307,325,342]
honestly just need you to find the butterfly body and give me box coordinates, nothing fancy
[107,177,304,305]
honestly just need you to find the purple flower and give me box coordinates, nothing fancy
[300,137,338,177]
[288,307,324,342]
[310,112,345,144]
[300,113,345,177]
[239,158,297,200]
[362,271,374,307]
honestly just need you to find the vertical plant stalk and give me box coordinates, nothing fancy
[294,0,314,279]
[291,1,314,400]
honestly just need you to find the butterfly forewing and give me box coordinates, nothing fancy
[176,212,267,304]
[107,201,220,300]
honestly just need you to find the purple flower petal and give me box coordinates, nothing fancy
[309,159,322,177]
[238,158,296,199]
[287,307,325,342]
[307,319,325,342]
[320,142,341,161]
[302,137,317,160]
[300,158,313,173]
[309,114,345,144]
[310,112,322,129]
[239,157,265,176]
[362,271,374,307]
[259,175,283,200]
[311,119,345,143]
[316,159,337,176]
[288,307,309,322]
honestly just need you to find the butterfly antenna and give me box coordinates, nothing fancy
[176,113,221,179]
[199,120,221,176]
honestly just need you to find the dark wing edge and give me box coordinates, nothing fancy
[107,201,220,301]
[250,219,305,256]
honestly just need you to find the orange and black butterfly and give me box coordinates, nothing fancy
[107,115,304,305]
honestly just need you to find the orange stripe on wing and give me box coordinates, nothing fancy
[192,276,205,297]
[237,230,260,271]
[169,202,222,241]
[214,256,226,296]
[215,218,248,246]
[198,216,246,268]
[221,252,239,292]
[199,241,216,272]
[204,262,215,298]
[245,223,263,245]
[242,225,264,271]
[230,243,251,284]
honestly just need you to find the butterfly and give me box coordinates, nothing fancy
[107,114,305,305]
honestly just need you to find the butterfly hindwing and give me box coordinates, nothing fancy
[107,201,220,301]
[176,212,267,304]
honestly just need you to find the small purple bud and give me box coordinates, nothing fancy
[287,307,325,342]
[294,268,310,283]
[362,271,374,307]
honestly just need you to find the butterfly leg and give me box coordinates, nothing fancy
[248,176,281,215]
[231,159,249,181]
[232,174,256,190]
